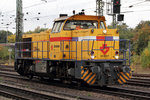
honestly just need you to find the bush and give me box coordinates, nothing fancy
[0,46,15,60]
[0,47,9,60]
[141,41,150,68]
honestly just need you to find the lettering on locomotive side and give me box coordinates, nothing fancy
[73,30,89,34]
[54,45,60,48]
[100,55,109,57]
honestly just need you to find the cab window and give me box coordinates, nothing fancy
[100,21,106,29]
[52,21,64,33]
[64,20,98,30]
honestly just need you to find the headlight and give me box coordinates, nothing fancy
[115,56,119,59]
[115,51,119,59]
[91,51,94,59]
[91,55,95,59]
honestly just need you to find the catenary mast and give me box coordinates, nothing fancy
[96,0,104,16]
[16,0,23,43]
[16,0,23,58]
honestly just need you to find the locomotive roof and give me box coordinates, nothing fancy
[54,15,106,22]
[54,16,70,21]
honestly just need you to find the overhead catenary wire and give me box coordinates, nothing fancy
[123,0,149,8]
[123,9,150,13]
[2,0,56,14]
[122,0,145,6]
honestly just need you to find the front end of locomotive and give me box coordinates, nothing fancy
[79,29,132,86]
[81,61,131,86]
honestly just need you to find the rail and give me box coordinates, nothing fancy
[15,41,49,60]
[81,39,131,65]
[61,40,78,60]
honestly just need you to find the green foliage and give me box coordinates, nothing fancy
[131,55,141,65]
[135,33,150,55]
[107,23,134,39]
[8,35,16,43]
[117,24,134,39]
[0,30,13,43]
[0,46,15,60]
[135,21,150,30]
[24,27,48,34]
[132,21,150,55]
[141,41,150,68]
[0,47,9,60]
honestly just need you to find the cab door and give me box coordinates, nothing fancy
[49,21,64,60]
[60,21,72,60]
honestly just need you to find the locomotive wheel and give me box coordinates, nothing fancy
[27,74,33,80]
[17,66,24,76]
[101,85,107,88]
[39,77,44,81]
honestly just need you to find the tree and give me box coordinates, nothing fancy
[24,27,48,34]
[0,46,9,60]
[107,23,134,39]
[141,41,150,68]
[117,23,134,40]
[0,30,13,43]
[132,21,150,55]
[8,35,16,43]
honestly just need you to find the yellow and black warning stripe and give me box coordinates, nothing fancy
[117,71,132,84]
[81,66,96,85]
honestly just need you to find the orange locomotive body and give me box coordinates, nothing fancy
[15,14,131,86]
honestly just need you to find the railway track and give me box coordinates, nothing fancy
[0,65,15,72]
[0,83,73,100]
[0,72,96,100]
[86,86,150,100]
[133,73,150,77]
[0,65,14,68]
[1,71,150,100]
[1,66,150,88]
[125,74,150,87]
[1,65,150,99]
[126,77,150,87]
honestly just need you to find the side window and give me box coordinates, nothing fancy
[55,22,61,32]
[58,22,63,32]
[52,21,64,33]
[52,22,58,33]
[100,21,106,29]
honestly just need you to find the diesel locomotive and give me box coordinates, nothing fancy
[15,13,131,86]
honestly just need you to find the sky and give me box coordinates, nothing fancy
[0,0,150,33]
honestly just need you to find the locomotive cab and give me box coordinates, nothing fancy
[49,14,131,86]
[50,15,119,61]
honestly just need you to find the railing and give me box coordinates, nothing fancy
[81,39,131,65]
[61,40,78,60]
[15,39,131,65]
[15,41,49,60]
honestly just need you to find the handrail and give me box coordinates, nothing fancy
[60,40,78,60]
[15,39,131,65]
[15,41,50,59]
[81,39,131,65]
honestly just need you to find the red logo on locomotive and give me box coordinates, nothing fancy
[100,44,110,55]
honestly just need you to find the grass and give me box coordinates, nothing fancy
[133,64,150,74]
[0,77,2,81]
[0,59,14,66]
[88,93,92,96]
